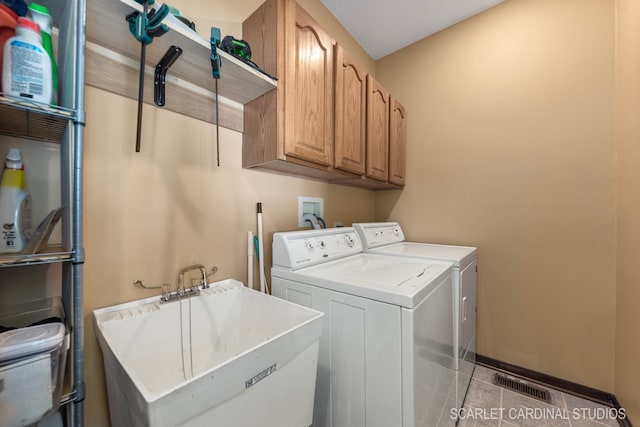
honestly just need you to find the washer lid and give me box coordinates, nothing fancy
[275,253,453,308]
[368,242,477,268]
[0,323,65,362]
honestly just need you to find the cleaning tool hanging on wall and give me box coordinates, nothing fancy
[256,202,268,294]
[252,234,270,292]
[247,231,254,289]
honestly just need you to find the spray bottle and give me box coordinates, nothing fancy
[0,148,32,253]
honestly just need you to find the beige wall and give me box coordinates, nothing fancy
[375,0,617,391]
[615,0,640,422]
[83,1,376,424]
[82,0,640,424]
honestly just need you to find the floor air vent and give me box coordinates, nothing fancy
[492,373,552,404]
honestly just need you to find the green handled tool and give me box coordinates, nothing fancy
[220,36,251,61]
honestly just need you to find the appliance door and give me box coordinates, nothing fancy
[272,277,402,427]
[402,272,456,427]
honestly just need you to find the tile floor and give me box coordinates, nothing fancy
[459,365,625,427]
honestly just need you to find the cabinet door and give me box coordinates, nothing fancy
[334,44,366,175]
[283,2,334,166]
[389,97,406,186]
[366,75,390,182]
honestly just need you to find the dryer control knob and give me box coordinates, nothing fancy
[344,234,355,248]
[305,241,314,251]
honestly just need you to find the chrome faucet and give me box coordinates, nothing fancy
[160,264,209,303]
[178,263,209,292]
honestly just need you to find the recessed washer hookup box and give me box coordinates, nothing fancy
[0,297,69,427]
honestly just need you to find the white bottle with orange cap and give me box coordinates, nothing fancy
[2,16,51,104]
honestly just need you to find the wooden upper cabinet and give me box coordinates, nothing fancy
[334,44,366,175]
[242,0,340,179]
[366,75,390,182]
[283,2,334,166]
[389,97,406,186]
[242,0,405,188]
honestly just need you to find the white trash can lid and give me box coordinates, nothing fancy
[0,323,65,362]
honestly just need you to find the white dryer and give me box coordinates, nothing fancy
[352,222,477,413]
[272,227,457,427]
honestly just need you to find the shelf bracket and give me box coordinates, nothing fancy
[154,45,183,106]
[125,0,170,152]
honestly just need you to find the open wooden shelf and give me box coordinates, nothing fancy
[85,0,277,132]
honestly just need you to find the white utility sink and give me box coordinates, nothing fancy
[93,279,324,427]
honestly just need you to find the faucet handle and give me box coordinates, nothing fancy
[199,266,217,290]
[161,283,171,299]
[206,266,218,280]
[134,279,163,290]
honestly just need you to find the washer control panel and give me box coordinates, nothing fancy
[273,228,363,269]
[352,222,405,249]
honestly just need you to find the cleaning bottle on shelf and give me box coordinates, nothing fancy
[28,3,56,104]
[0,4,17,91]
[2,16,51,104]
[0,148,32,253]
[0,0,27,17]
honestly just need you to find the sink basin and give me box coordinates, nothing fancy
[93,279,324,427]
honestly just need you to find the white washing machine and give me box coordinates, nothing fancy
[352,222,477,413]
[272,227,457,427]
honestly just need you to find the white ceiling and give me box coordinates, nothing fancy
[320,0,505,60]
